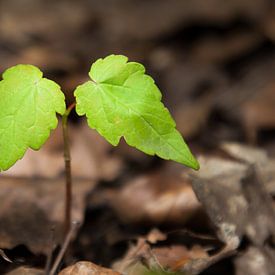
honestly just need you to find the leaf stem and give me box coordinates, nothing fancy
[61,102,76,237]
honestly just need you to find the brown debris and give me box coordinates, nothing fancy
[114,229,236,275]
[6,267,44,275]
[189,144,275,273]
[59,261,121,275]
[0,249,12,263]
[190,152,275,245]
[101,163,201,225]
[0,0,275,274]
[235,246,275,275]
[0,177,94,254]
[241,83,275,144]
[191,31,263,64]
[92,0,271,40]
[221,142,275,194]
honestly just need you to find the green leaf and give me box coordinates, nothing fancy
[74,55,199,169]
[0,64,65,171]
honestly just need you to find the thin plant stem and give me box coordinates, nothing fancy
[45,226,56,274]
[61,102,76,237]
[49,221,79,275]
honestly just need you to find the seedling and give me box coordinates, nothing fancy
[0,54,199,234]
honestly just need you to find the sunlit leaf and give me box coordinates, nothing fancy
[0,65,65,170]
[74,55,199,169]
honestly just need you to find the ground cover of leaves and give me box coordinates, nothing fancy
[0,0,275,274]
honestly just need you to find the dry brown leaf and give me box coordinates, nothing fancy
[189,150,275,246]
[0,177,94,254]
[189,155,248,242]
[112,229,167,273]
[221,142,268,165]
[59,261,121,275]
[146,228,167,244]
[6,267,44,275]
[152,245,208,271]
[235,246,275,275]
[114,230,233,275]
[221,142,275,194]
[103,163,201,224]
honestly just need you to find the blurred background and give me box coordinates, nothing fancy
[1,0,275,148]
[0,0,275,274]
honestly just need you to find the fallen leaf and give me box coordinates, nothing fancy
[152,245,208,271]
[221,142,268,165]
[221,142,275,194]
[101,162,201,224]
[235,246,275,275]
[0,177,94,254]
[59,261,121,275]
[113,229,168,273]
[146,229,167,244]
[6,267,44,275]
[189,149,275,246]
[114,229,233,275]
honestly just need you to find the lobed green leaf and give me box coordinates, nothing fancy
[74,55,199,169]
[0,65,65,171]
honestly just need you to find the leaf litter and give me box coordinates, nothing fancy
[1,0,275,274]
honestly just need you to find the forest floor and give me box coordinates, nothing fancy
[0,0,275,274]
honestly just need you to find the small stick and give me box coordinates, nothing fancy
[49,221,79,275]
[0,249,12,263]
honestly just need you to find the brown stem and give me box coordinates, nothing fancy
[62,102,76,237]
[45,226,56,274]
[49,221,79,275]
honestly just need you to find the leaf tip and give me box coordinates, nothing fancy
[191,158,200,170]
[184,152,200,170]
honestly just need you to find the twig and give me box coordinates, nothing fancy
[178,242,237,275]
[49,221,79,275]
[176,225,239,275]
[0,249,12,263]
